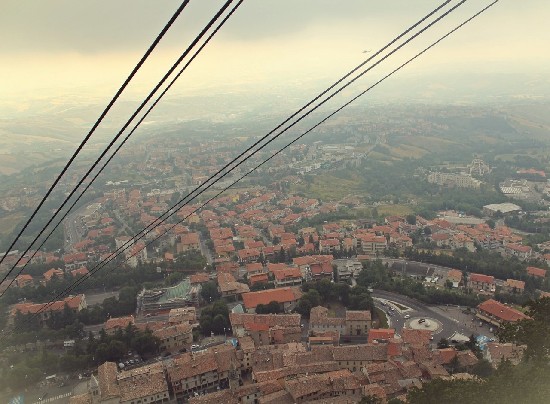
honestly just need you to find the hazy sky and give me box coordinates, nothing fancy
[1,0,549,108]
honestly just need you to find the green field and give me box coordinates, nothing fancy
[290,174,363,201]
[0,211,24,239]
[376,204,413,217]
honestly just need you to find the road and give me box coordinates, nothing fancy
[372,290,494,342]
[113,209,134,237]
[85,290,119,306]
[64,209,86,251]
[199,235,213,265]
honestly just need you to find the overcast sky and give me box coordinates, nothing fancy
[1,0,549,108]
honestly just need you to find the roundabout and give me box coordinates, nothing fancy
[405,317,443,334]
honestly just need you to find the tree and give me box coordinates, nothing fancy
[212,314,228,334]
[107,340,126,362]
[131,331,159,357]
[200,281,221,303]
[471,359,493,378]
[406,214,417,225]
[437,338,450,349]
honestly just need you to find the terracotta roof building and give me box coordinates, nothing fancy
[476,299,530,326]
[242,287,302,313]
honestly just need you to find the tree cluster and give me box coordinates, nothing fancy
[199,300,230,336]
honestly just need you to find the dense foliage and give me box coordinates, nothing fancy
[199,300,230,336]
[295,278,374,317]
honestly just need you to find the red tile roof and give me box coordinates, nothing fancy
[242,287,301,309]
[477,299,530,322]
[469,273,495,284]
[273,267,302,281]
[527,266,546,278]
[368,328,395,343]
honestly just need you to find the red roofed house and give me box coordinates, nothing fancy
[11,294,87,326]
[476,299,530,326]
[43,268,64,283]
[446,269,463,288]
[319,239,341,254]
[245,262,266,276]
[355,234,387,255]
[527,266,547,278]
[189,273,210,285]
[309,261,334,281]
[15,274,33,288]
[368,328,396,343]
[177,232,200,253]
[242,287,302,313]
[104,315,135,335]
[248,273,269,286]
[505,243,532,260]
[272,267,303,288]
[430,233,450,247]
[468,273,495,293]
[504,279,525,294]
[237,248,261,264]
[70,267,89,277]
[401,328,432,347]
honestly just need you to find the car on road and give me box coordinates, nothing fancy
[404,314,410,319]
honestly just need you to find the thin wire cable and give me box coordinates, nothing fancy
[1,0,447,296]
[121,0,501,268]
[11,0,476,330]
[0,0,191,272]
[1,0,245,297]
[76,0,467,273]
[0,0,236,297]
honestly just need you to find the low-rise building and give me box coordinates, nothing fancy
[476,299,530,327]
[334,259,362,282]
[229,313,301,337]
[154,323,194,353]
[310,306,372,336]
[468,273,495,293]
[241,287,302,314]
[104,315,135,336]
[86,361,169,404]
[166,345,240,400]
[168,307,197,325]
[345,310,372,336]
[504,243,532,260]
[446,269,463,288]
[217,272,250,300]
[10,294,87,326]
[14,274,33,288]
[177,232,201,253]
[485,342,526,367]
[272,267,303,288]
[367,328,396,343]
[527,266,547,278]
[503,279,525,294]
